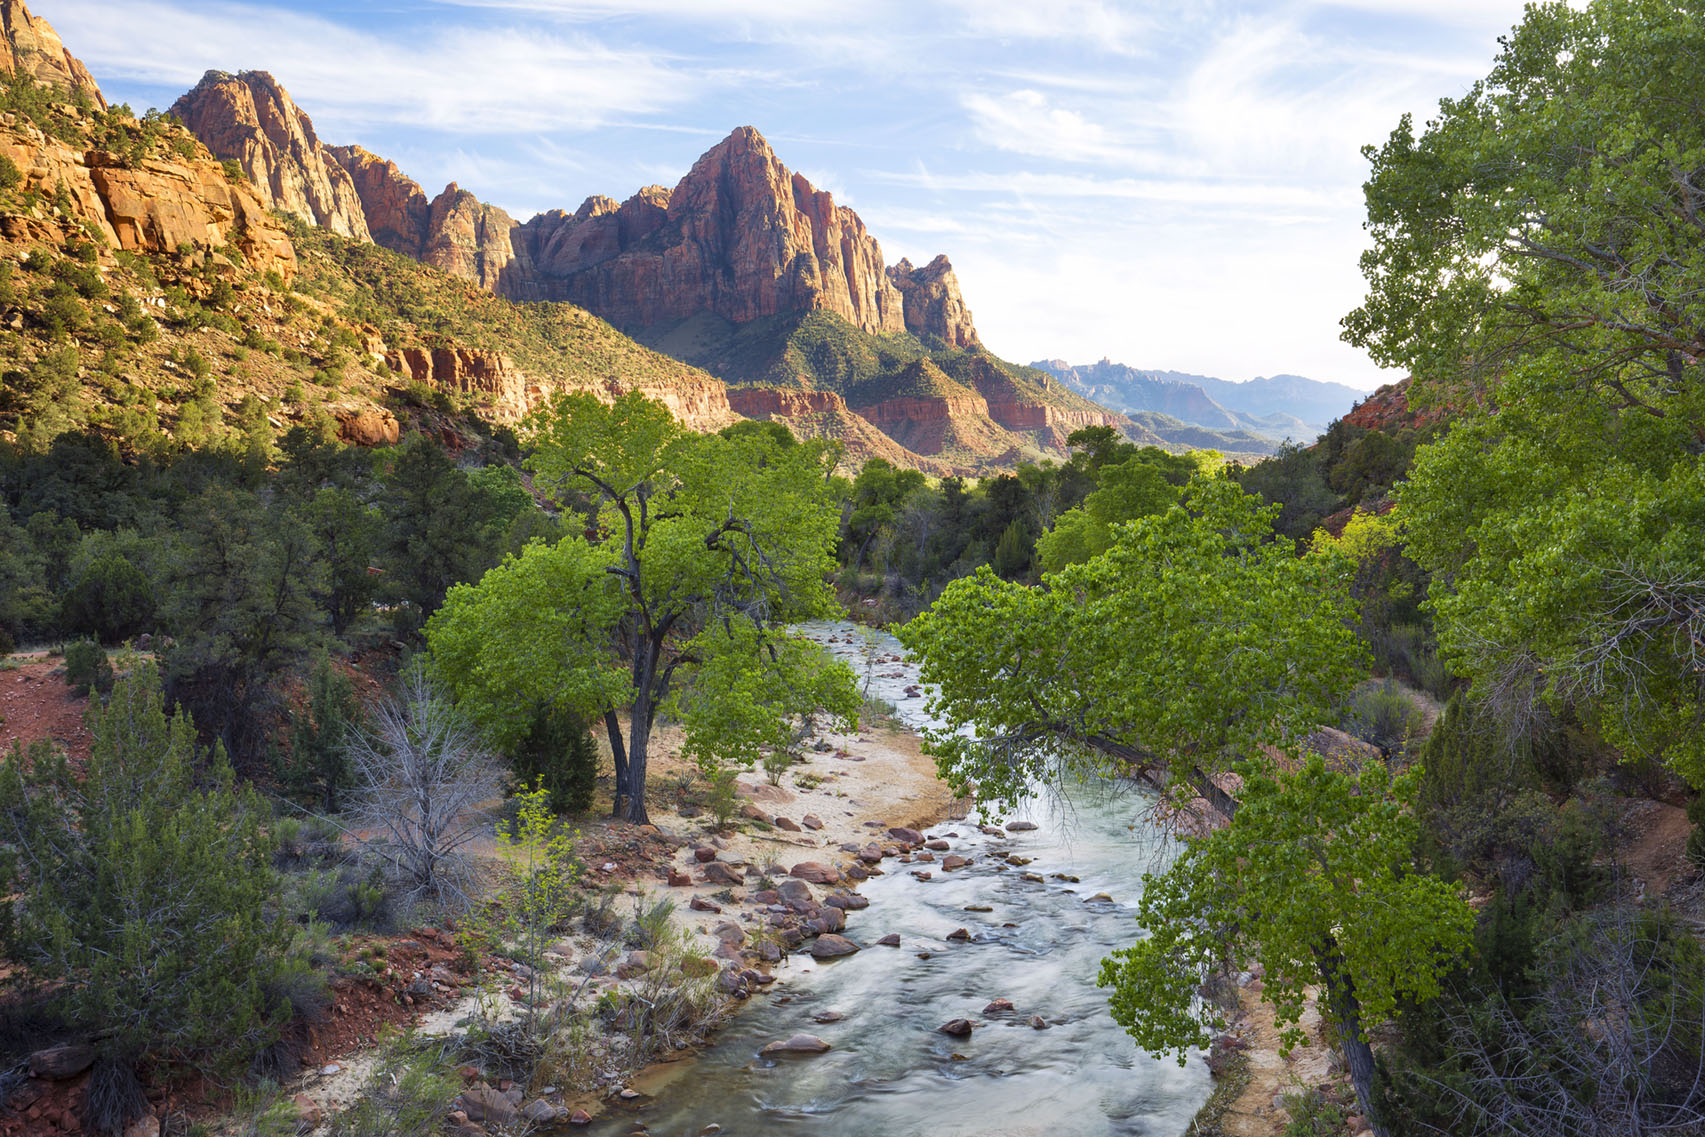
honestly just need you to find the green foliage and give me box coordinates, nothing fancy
[466,785,580,1013]
[1347,0,1705,785]
[59,552,153,643]
[0,664,297,1072]
[898,475,1366,813]
[327,1033,459,1137]
[62,638,112,697]
[510,704,600,815]
[1103,755,1472,1132]
[430,391,855,823]
[0,154,19,192]
[161,488,327,766]
[281,655,361,812]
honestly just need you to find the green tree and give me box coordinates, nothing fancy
[1344,0,1705,784]
[1099,756,1474,1136]
[898,475,1365,816]
[0,664,301,1089]
[428,391,857,823]
[297,486,381,638]
[162,488,326,766]
[1036,454,1181,572]
[282,654,362,812]
[60,552,154,642]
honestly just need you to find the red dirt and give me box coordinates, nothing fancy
[0,658,92,766]
[0,928,480,1137]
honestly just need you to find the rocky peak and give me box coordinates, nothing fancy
[327,144,429,257]
[171,70,370,240]
[888,254,979,348]
[0,0,104,108]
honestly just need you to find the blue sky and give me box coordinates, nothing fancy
[52,0,1532,389]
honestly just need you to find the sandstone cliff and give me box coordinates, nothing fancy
[0,0,103,109]
[386,342,739,432]
[170,71,370,240]
[888,255,978,348]
[327,144,429,257]
[0,113,296,282]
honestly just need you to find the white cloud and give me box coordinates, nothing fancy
[51,0,701,135]
[961,89,1122,165]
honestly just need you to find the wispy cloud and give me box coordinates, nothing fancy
[51,0,704,134]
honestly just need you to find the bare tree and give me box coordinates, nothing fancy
[343,669,502,910]
[1425,906,1705,1137]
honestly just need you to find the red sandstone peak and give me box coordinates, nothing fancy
[888,254,979,348]
[0,0,104,109]
[172,70,370,240]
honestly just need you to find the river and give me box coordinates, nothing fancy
[584,621,1210,1137]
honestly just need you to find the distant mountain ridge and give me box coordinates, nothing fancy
[1032,359,1366,443]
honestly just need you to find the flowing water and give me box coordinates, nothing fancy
[584,621,1210,1137]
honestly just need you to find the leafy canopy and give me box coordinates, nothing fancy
[1345,0,1705,783]
[898,475,1365,814]
[1099,755,1474,1061]
[429,391,857,819]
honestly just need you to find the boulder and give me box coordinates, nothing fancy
[924,839,951,851]
[809,934,859,959]
[759,1033,831,1056]
[458,1084,518,1125]
[774,816,802,832]
[983,998,1014,1014]
[693,846,718,863]
[790,861,841,884]
[946,927,971,942]
[876,933,901,947]
[28,1044,95,1079]
[887,826,925,845]
[667,869,692,886]
[1005,820,1038,832]
[689,896,722,913]
[943,855,969,871]
[937,1019,974,1036]
[700,861,745,886]
[801,814,824,830]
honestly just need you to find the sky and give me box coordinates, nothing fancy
[51,0,1535,390]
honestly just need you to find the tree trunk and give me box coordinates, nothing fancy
[603,709,629,818]
[1315,943,1388,1137]
[624,697,652,826]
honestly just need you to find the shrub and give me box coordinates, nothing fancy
[60,553,153,643]
[0,664,301,1081]
[510,704,598,814]
[63,638,112,696]
[0,155,17,191]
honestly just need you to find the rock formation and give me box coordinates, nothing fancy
[0,115,296,282]
[0,0,104,109]
[170,71,370,240]
[888,255,978,348]
[385,343,739,431]
[326,144,429,258]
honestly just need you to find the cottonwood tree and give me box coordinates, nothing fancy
[343,668,502,909]
[1345,0,1705,784]
[897,475,1365,818]
[897,476,1465,1133]
[1099,756,1474,1137]
[428,391,857,824]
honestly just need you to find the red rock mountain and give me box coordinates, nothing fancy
[170,71,370,240]
[0,0,103,109]
[173,83,980,348]
[167,70,1136,468]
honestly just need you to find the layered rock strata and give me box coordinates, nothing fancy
[0,116,296,282]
